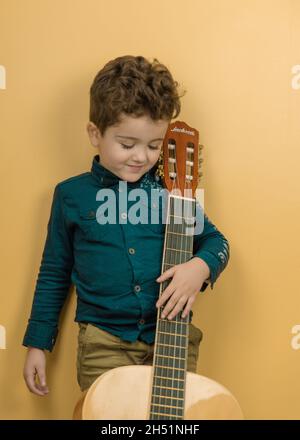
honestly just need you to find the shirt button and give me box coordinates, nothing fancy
[121,212,127,220]
[128,248,135,254]
[139,319,145,325]
[134,285,141,293]
[88,210,95,218]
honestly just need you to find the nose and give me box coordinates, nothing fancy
[131,148,147,164]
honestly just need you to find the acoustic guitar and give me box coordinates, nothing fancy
[73,121,243,420]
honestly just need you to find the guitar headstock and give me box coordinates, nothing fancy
[156,121,204,197]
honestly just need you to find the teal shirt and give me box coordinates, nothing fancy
[22,154,230,352]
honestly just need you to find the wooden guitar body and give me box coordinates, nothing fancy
[74,365,243,420]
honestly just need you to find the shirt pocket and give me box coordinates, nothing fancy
[79,208,111,241]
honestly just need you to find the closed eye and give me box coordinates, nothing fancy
[120,144,134,149]
[121,143,160,150]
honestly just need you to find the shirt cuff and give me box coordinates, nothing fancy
[22,321,58,352]
[193,250,221,290]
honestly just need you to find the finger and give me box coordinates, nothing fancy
[36,381,49,393]
[36,367,49,393]
[161,293,183,319]
[24,371,47,396]
[156,266,176,283]
[156,284,175,308]
[165,297,188,320]
[181,297,196,319]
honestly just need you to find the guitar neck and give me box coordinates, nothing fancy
[150,193,196,420]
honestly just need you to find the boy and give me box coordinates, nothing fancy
[22,55,230,398]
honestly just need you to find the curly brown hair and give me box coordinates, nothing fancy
[89,55,186,136]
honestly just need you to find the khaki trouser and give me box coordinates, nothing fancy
[76,322,203,392]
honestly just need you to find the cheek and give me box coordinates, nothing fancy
[112,148,129,162]
[151,150,161,163]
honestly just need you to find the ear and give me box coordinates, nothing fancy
[86,121,101,147]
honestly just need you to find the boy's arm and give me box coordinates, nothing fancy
[192,202,230,292]
[22,184,74,352]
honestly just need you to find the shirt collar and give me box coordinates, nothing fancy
[91,154,158,188]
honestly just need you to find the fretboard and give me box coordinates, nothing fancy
[149,194,196,420]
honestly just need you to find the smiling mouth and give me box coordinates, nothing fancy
[127,164,144,169]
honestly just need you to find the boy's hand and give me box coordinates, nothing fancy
[23,347,49,396]
[156,257,210,320]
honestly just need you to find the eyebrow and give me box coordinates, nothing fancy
[116,135,164,141]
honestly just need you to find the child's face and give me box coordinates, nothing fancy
[87,113,170,182]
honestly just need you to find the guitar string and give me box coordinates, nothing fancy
[158,165,186,417]
[154,148,195,419]
[163,179,189,418]
[170,178,182,418]
[172,155,190,418]
[167,191,180,416]
[172,145,183,419]
[175,181,193,418]
[154,185,168,419]
[168,193,181,416]
[170,174,195,418]
[173,192,183,419]
[158,185,172,418]
[157,181,176,418]
[177,183,195,419]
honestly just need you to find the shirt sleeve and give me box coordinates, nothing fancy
[22,184,74,352]
[192,201,230,292]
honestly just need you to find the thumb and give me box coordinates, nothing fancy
[156,266,176,282]
[36,367,48,389]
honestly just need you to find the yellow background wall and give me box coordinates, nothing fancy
[1,0,299,419]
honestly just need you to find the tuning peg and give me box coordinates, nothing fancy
[198,144,204,151]
[198,171,203,178]
[155,163,164,178]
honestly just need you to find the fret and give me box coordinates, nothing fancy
[157,330,188,337]
[154,365,185,372]
[153,384,184,391]
[156,353,186,361]
[156,343,187,349]
[166,230,191,236]
[158,320,189,326]
[155,350,186,360]
[156,354,186,361]
[153,375,184,382]
[160,336,187,348]
[168,213,194,221]
[164,244,192,252]
[154,368,185,380]
[155,359,184,366]
[156,343,188,360]
[151,402,182,410]
[152,388,184,399]
[165,247,191,253]
[153,355,185,370]
[152,394,184,401]
[150,411,180,418]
